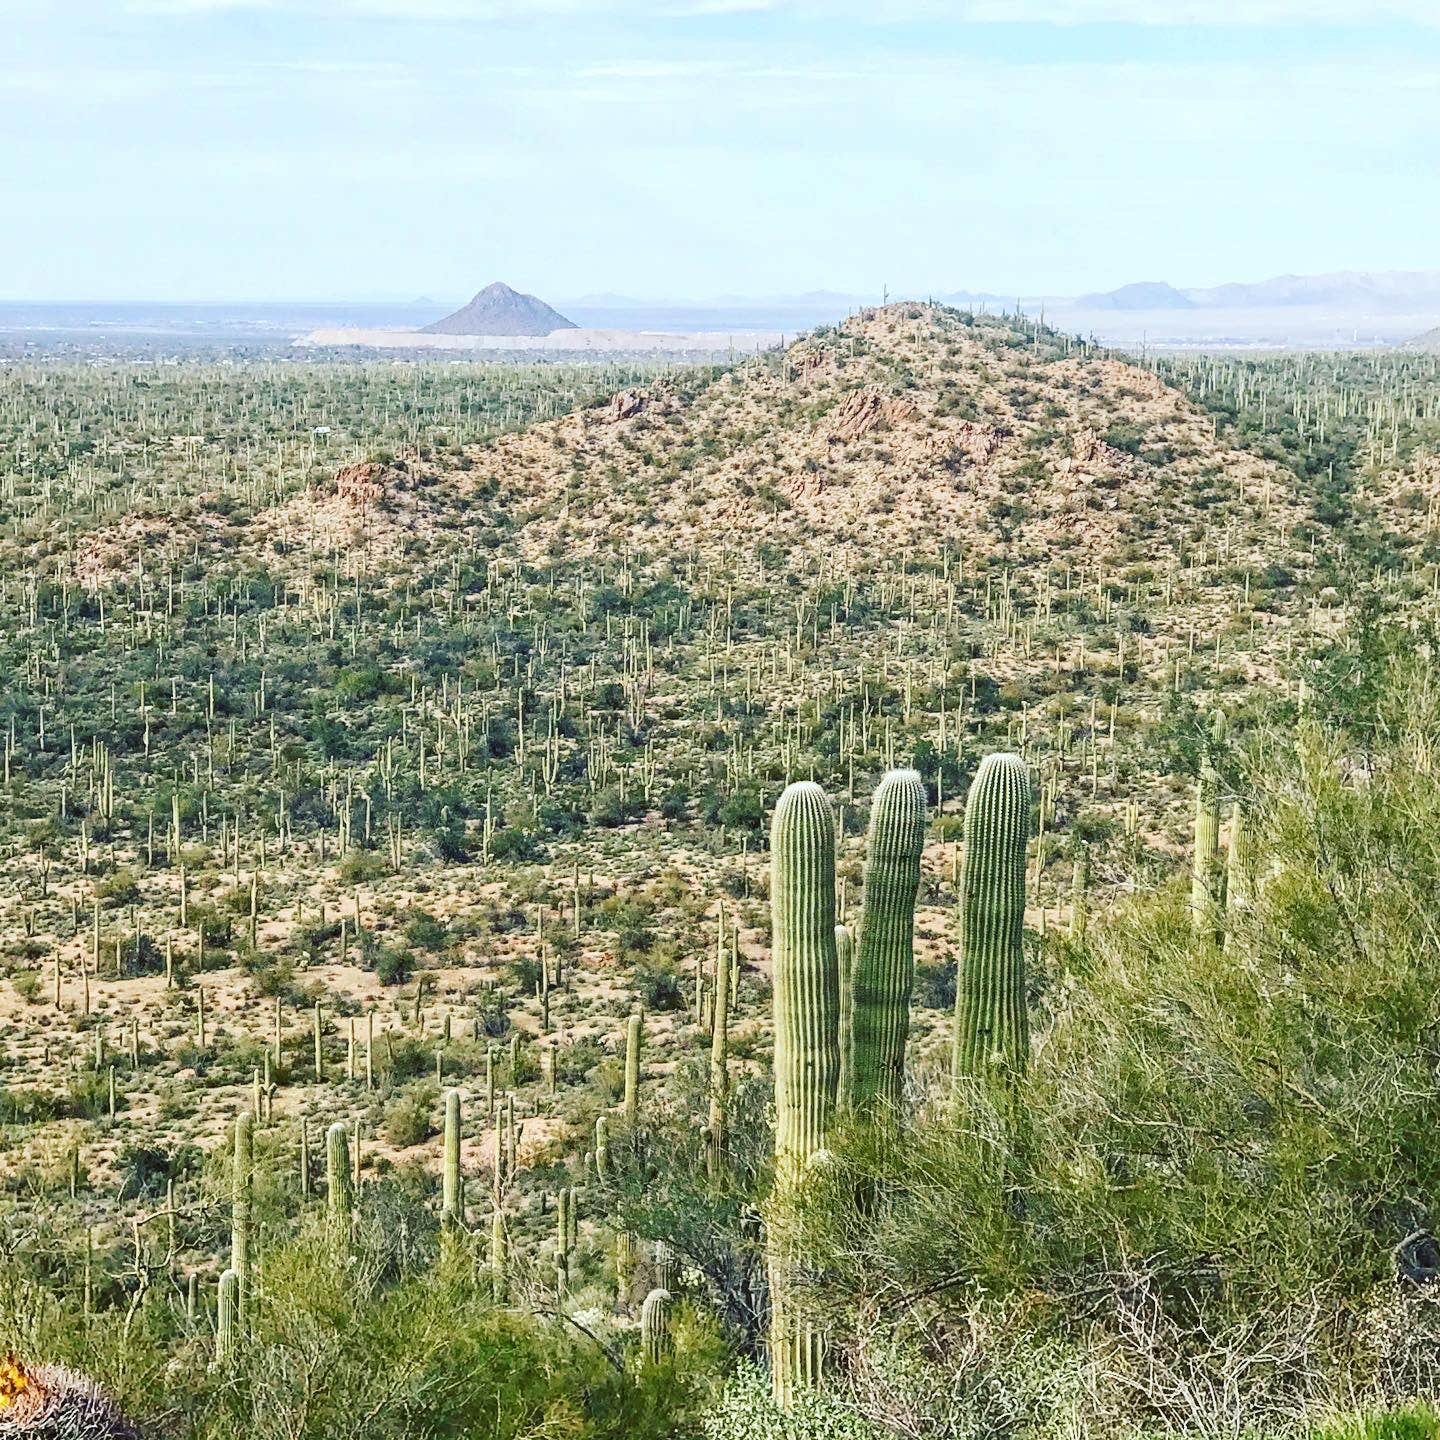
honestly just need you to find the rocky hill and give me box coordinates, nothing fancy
[422,281,577,336]
[457,302,1311,610]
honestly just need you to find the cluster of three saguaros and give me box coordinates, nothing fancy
[767,753,1031,1402]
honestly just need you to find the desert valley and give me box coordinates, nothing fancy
[1,291,1439,1436]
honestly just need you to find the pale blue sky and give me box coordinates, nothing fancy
[3,0,1438,301]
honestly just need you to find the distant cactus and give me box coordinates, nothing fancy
[623,1013,643,1132]
[442,1089,462,1239]
[326,1122,353,1239]
[230,1112,253,1329]
[595,1114,611,1179]
[952,753,1032,1081]
[640,1288,673,1365]
[707,919,730,1172]
[616,1230,634,1300]
[555,1189,570,1294]
[850,769,926,1112]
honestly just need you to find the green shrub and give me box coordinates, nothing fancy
[1314,1407,1440,1440]
[372,946,415,986]
[382,1085,437,1149]
[701,1363,882,1440]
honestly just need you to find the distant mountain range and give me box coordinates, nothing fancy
[553,272,1440,322]
[1074,270,1440,312]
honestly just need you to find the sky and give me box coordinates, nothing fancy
[3,0,1439,302]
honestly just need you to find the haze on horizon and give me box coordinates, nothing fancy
[3,0,1439,304]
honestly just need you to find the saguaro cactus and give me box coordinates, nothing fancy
[442,1089,462,1237]
[442,1092,461,1209]
[230,1113,253,1328]
[555,1189,570,1294]
[706,922,730,1173]
[952,753,1032,1081]
[623,1013,643,1132]
[850,769,927,1112]
[768,780,840,1406]
[770,781,840,1175]
[640,1288,673,1365]
[594,1114,611,1180]
[216,1269,239,1364]
[326,1122,353,1239]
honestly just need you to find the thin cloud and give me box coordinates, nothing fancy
[107,0,1440,20]
[954,0,1440,21]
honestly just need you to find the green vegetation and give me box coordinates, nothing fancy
[2,305,1440,1436]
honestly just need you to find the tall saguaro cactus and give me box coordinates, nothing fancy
[326,1122,353,1241]
[230,1112,254,1329]
[771,781,840,1175]
[768,780,839,1406]
[623,1013,643,1132]
[442,1089,462,1238]
[952,754,1032,1081]
[850,769,927,1112]
[706,922,730,1174]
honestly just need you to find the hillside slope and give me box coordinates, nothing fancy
[1402,326,1440,351]
[467,303,1303,571]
